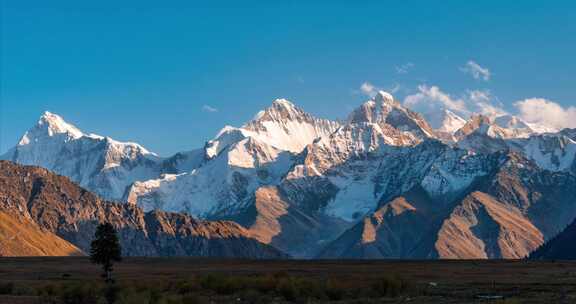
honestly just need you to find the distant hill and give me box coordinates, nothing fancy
[0,160,287,258]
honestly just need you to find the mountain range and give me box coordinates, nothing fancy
[2,91,576,258]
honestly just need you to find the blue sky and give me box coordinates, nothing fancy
[1,1,575,155]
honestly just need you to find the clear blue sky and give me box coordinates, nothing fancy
[2,1,575,156]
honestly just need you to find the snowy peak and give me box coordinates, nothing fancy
[248,98,314,127]
[493,115,535,138]
[38,111,83,134]
[439,110,466,133]
[348,91,397,124]
[102,135,156,158]
[373,90,395,105]
[205,126,248,159]
[19,111,153,155]
[271,98,297,111]
[2,111,163,200]
[494,115,530,130]
[237,98,340,153]
[348,91,436,139]
[455,114,493,138]
[455,114,537,140]
[426,109,467,134]
[19,111,84,145]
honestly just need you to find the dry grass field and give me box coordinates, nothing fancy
[0,257,575,303]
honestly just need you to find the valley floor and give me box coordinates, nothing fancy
[0,257,575,303]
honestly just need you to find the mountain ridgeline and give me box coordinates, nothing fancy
[0,160,286,258]
[2,91,576,259]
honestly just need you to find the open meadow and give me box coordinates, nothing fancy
[0,257,575,303]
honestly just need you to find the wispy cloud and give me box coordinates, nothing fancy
[467,89,507,116]
[360,82,376,96]
[395,62,414,74]
[389,83,401,94]
[514,98,576,130]
[202,105,218,113]
[404,85,468,114]
[357,82,401,97]
[403,82,575,131]
[460,60,491,81]
[467,89,491,103]
[403,85,507,119]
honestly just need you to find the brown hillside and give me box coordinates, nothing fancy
[0,160,287,258]
[0,211,82,256]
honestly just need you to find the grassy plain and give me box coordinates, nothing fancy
[0,257,575,303]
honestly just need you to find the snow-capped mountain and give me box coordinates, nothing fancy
[511,133,576,173]
[204,99,340,159]
[348,91,436,140]
[241,98,341,153]
[454,113,553,141]
[126,98,340,218]
[492,114,536,138]
[423,109,467,134]
[293,91,437,173]
[453,114,576,174]
[455,114,525,141]
[319,152,576,259]
[420,108,467,143]
[3,92,576,259]
[0,112,200,200]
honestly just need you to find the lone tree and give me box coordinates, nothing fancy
[90,222,122,283]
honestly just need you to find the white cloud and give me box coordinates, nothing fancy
[514,98,576,130]
[403,85,509,121]
[395,62,414,74]
[404,85,468,114]
[403,84,575,132]
[202,105,218,113]
[358,82,400,97]
[460,60,491,81]
[389,83,401,94]
[467,90,507,116]
[468,89,491,103]
[360,82,376,96]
